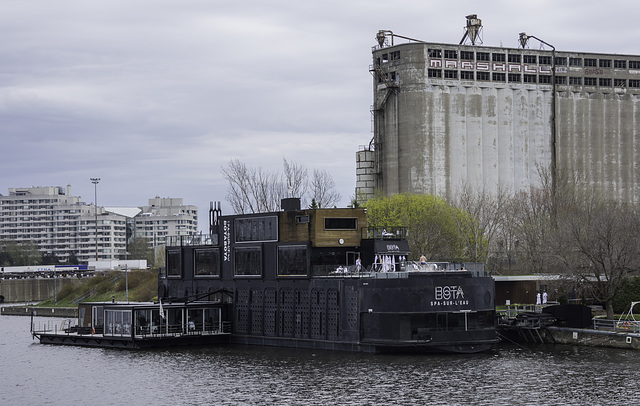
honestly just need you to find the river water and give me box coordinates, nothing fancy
[1,314,640,405]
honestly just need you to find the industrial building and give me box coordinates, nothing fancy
[356,15,640,204]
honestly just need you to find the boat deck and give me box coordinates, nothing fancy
[32,327,231,349]
[31,316,232,349]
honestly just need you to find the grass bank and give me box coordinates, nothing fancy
[38,269,159,307]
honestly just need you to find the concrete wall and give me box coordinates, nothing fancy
[0,278,82,303]
[557,91,640,203]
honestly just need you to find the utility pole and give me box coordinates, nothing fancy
[90,178,100,261]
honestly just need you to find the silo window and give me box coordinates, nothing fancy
[599,59,611,68]
[614,60,627,69]
[428,69,442,78]
[569,58,582,67]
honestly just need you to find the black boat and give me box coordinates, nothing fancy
[160,198,497,353]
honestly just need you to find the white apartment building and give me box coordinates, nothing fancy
[134,197,198,247]
[0,186,127,263]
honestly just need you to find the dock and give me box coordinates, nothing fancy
[498,304,640,350]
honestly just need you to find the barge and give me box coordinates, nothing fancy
[32,198,497,353]
[160,198,497,353]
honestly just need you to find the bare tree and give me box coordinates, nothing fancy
[310,169,341,208]
[282,158,308,202]
[222,159,256,214]
[507,187,555,274]
[222,159,282,214]
[223,158,339,214]
[451,184,508,263]
[554,199,640,319]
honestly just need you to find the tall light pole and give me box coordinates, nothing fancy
[519,33,556,214]
[90,178,100,261]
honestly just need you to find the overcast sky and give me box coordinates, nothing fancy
[2,1,639,232]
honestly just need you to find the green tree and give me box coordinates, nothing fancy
[365,194,483,261]
[67,252,80,265]
[40,252,60,265]
[1,241,41,266]
[0,248,14,267]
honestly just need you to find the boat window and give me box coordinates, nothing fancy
[166,249,182,278]
[278,245,308,276]
[324,217,357,230]
[104,309,132,336]
[234,247,262,276]
[135,309,153,335]
[194,247,220,277]
[234,216,278,242]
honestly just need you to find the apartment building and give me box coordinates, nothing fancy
[0,185,127,262]
[134,197,198,247]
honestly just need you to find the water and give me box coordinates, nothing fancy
[2,314,640,405]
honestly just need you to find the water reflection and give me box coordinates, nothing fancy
[2,315,640,405]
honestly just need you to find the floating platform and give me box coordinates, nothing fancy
[33,328,230,349]
[31,300,232,349]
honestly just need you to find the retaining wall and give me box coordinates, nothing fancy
[0,278,83,303]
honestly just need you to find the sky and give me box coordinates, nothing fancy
[2,0,639,232]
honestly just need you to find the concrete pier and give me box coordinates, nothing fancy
[1,306,77,318]
[544,327,640,350]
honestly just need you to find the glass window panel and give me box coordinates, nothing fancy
[234,216,277,242]
[234,247,262,276]
[194,247,220,277]
[278,245,308,276]
[167,249,181,277]
[324,218,357,230]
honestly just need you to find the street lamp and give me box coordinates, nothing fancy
[519,33,557,211]
[90,178,100,261]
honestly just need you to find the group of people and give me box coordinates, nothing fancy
[536,291,548,305]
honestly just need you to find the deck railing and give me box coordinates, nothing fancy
[31,320,230,338]
[593,318,640,334]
